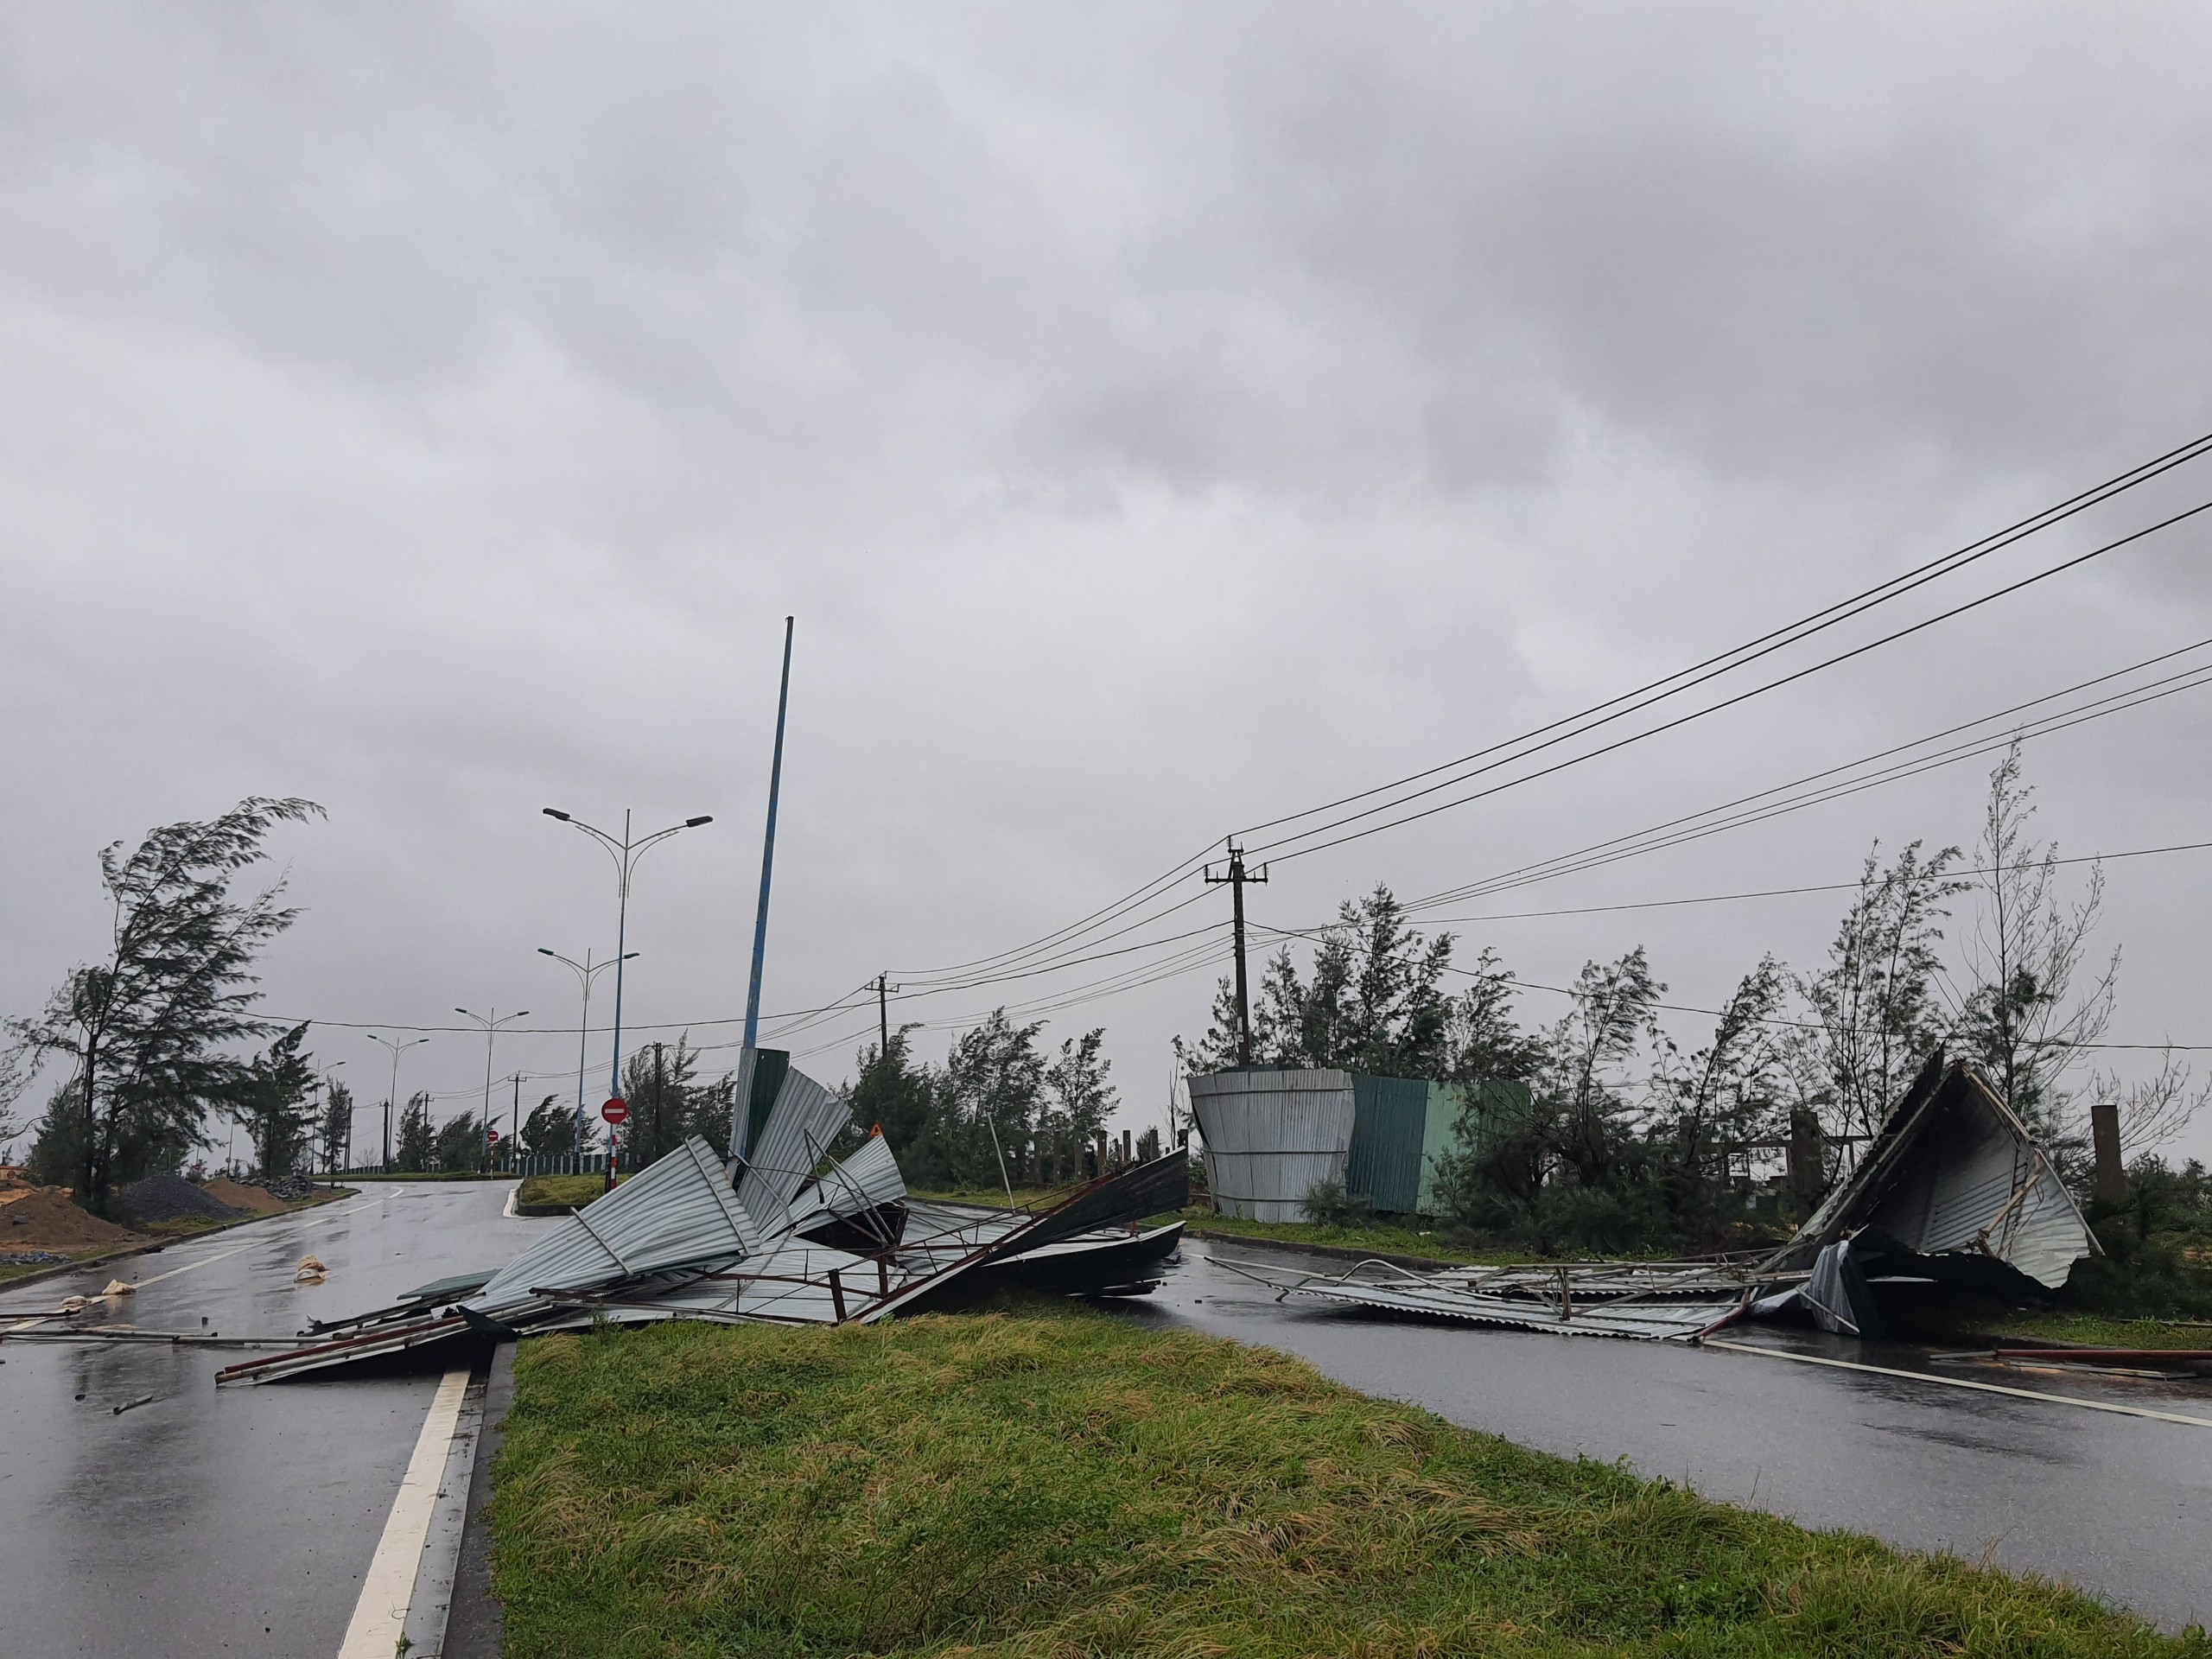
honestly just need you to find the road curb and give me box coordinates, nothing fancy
[445,1341,515,1659]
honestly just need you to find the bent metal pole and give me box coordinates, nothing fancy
[733,615,795,1167]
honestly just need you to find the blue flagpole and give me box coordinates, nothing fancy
[737,615,795,1161]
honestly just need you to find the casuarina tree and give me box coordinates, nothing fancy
[229,1022,318,1178]
[4,797,323,1208]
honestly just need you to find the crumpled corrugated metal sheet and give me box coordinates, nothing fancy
[1764,1055,2096,1291]
[467,1136,763,1311]
[219,1122,1192,1384]
[782,1128,905,1238]
[1211,1252,1756,1342]
[736,1065,850,1222]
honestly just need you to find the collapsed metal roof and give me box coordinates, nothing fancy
[467,1135,760,1310]
[218,1058,1190,1385]
[1764,1054,2098,1293]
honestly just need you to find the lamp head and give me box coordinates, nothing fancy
[543,808,571,822]
[537,947,556,957]
[685,815,714,828]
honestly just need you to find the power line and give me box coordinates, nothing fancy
[1235,430,2212,848]
[1415,838,2212,925]
[761,432,2212,1045]
[1255,497,2212,866]
[1406,637,2212,912]
[1405,654,2212,912]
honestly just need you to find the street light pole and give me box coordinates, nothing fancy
[540,807,712,1161]
[455,1007,529,1173]
[365,1034,429,1172]
[538,946,635,1170]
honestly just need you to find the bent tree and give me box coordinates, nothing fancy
[4,797,322,1207]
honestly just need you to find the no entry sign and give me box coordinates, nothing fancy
[486,1127,500,1143]
[601,1097,629,1125]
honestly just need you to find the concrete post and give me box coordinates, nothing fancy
[2091,1101,2126,1203]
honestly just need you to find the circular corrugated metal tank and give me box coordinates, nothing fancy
[1188,1068,1356,1223]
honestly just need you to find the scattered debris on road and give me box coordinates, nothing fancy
[1212,1056,2100,1346]
[218,1052,1188,1384]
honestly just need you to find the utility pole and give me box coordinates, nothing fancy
[879,973,889,1057]
[1203,842,1268,1065]
[652,1041,665,1163]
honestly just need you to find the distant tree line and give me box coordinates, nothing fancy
[848,1013,1122,1190]
[1178,746,2206,1255]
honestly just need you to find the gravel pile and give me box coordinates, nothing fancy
[256,1175,322,1203]
[0,1249,69,1266]
[119,1173,240,1224]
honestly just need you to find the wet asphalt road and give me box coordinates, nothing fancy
[0,1181,534,1658]
[1132,1240,2212,1633]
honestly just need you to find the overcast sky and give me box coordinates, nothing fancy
[5,3,2212,1163]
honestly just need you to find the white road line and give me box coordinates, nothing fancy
[128,1245,252,1289]
[338,1370,473,1658]
[1702,1338,2212,1429]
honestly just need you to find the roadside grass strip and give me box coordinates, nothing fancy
[516,1173,609,1213]
[491,1302,2206,1658]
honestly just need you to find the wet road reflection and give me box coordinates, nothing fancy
[1128,1240,2212,1632]
[0,1181,537,1659]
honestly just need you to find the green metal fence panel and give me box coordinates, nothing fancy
[1414,1080,1533,1214]
[1346,1073,1430,1213]
[1418,1083,1463,1215]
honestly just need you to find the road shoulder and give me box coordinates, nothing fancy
[445,1340,514,1659]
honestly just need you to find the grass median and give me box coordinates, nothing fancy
[489,1301,2200,1658]
[516,1173,610,1213]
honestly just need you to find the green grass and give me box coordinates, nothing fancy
[1929,1307,2212,1351]
[517,1173,608,1212]
[1179,1207,1545,1265]
[491,1302,2201,1658]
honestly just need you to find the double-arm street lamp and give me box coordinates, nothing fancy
[455,1007,529,1173]
[541,809,713,1117]
[365,1034,430,1172]
[537,947,636,1167]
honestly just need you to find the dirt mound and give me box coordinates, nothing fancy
[204,1179,287,1215]
[0,1186,147,1251]
[119,1173,240,1225]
